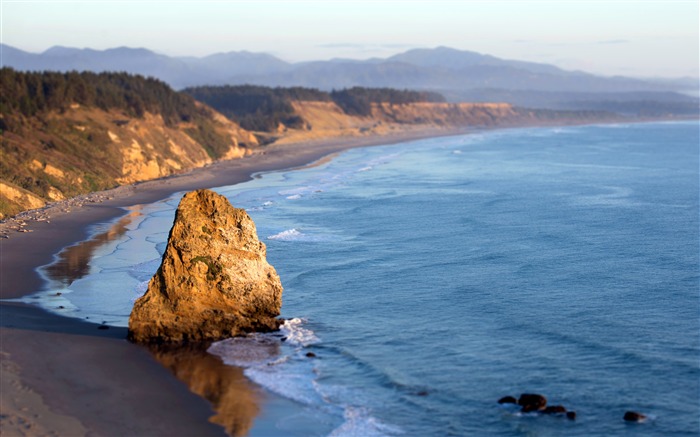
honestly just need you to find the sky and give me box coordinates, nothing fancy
[2,0,698,78]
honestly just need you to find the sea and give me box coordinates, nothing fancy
[23,121,700,436]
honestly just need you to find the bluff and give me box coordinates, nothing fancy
[2,77,622,220]
[0,69,258,218]
[128,189,283,344]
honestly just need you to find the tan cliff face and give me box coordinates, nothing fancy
[370,102,517,126]
[0,105,257,217]
[128,189,283,344]
[1,98,541,219]
[271,101,518,145]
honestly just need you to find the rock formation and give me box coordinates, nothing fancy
[542,405,567,415]
[623,411,647,422]
[499,393,576,420]
[128,189,283,344]
[498,396,517,405]
[518,393,548,413]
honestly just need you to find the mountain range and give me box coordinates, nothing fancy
[2,44,698,115]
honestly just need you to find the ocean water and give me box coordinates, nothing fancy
[27,121,700,436]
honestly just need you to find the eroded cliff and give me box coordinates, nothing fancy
[0,105,256,218]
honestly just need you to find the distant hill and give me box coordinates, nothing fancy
[0,44,293,89]
[182,85,446,131]
[2,44,697,117]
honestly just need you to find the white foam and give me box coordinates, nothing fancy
[574,185,643,207]
[208,319,323,406]
[133,280,149,298]
[244,364,321,406]
[279,186,318,198]
[208,335,281,367]
[208,318,403,435]
[366,153,401,167]
[329,406,404,437]
[280,317,320,347]
[127,258,161,281]
[267,228,332,242]
[268,228,303,241]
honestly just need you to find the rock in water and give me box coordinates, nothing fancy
[497,396,518,405]
[623,411,647,422]
[518,393,547,413]
[128,189,283,344]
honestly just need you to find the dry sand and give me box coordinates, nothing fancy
[0,127,470,436]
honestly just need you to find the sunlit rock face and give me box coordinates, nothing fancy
[128,189,283,344]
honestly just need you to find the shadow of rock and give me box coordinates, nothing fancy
[148,344,262,437]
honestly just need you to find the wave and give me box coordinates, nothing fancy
[208,318,326,406]
[267,228,332,242]
[268,228,304,241]
[280,317,319,346]
[133,280,149,299]
[126,258,161,281]
[208,319,402,436]
[279,186,318,199]
[328,406,404,437]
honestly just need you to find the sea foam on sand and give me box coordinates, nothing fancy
[208,319,402,436]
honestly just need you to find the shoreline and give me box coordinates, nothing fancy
[0,125,475,436]
[1,118,691,435]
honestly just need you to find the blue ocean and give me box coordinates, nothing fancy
[29,121,700,436]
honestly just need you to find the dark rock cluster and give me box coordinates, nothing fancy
[498,393,576,420]
[499,393,649,423]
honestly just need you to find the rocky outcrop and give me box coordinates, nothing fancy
[1,96,257,219]
[623,411,647,422]
[498,396,517,405]
[128,189,283,344]
[278,101,520,146]
[518,393,548,412]
[499,393,576,420]
[371,102,518,126]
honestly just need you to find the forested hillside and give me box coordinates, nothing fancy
[0,68,254,217]
[183,85,446,131]
[1,70,623,218]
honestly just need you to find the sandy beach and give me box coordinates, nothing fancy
[0,126,470,436]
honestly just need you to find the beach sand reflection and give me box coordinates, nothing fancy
[149,344,263,437]
[43,208,142,285]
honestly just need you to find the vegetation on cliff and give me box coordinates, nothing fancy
[183,85,446,131]
[1,68,203,127]
[330,87,446,116]
[0,69,252,218]
[1,70,622,219]
[183,85,327,131]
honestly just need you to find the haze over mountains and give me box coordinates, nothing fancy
[2,44,698,116]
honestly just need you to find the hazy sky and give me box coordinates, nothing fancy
[2,0,698,78]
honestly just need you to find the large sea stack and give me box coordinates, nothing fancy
[128,189,283,344]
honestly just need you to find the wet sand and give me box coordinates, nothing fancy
[0,126,470,436]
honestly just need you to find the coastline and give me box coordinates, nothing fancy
[0,125,472,436]
[2,118,692,435]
